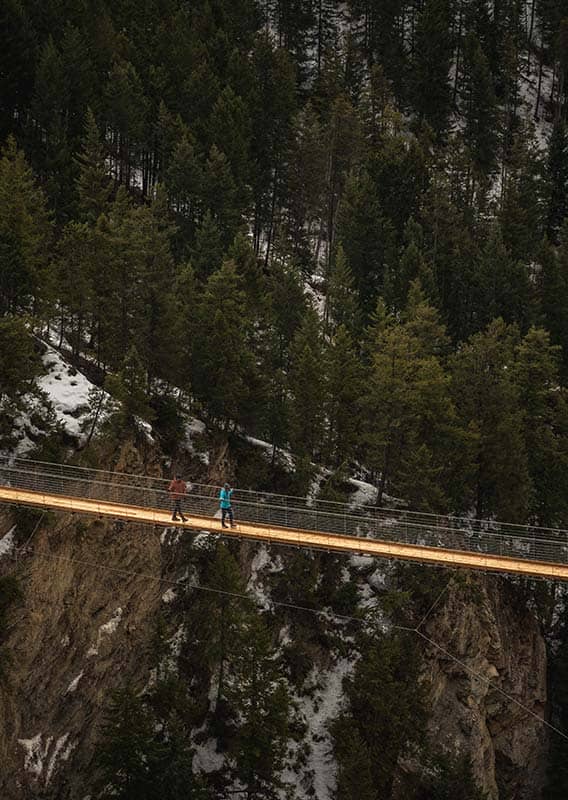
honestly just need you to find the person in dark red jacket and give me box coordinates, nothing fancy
[168,474,187,522]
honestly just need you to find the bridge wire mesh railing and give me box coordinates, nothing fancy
[1,457,568,565]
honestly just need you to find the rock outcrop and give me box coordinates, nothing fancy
[422,576,548,799]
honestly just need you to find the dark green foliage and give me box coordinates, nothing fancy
[0,317,41,400]
[415,753,488,799]
[332,631,427,799]
[411,0,453,138]
[96,686,207,800]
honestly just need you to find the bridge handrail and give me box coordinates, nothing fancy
[2,456,566,540]
[2,460,568,565]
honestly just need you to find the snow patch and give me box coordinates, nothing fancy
[0,525,16,558]
[65,671,84,694]
[161,588,176,604]
[87,607,123,657]
[193,737,225,774]
[38,345,101,440]
[247,544,273,610]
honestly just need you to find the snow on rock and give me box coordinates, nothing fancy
[244,434,295,470]
[191,531,219,550]
[38,345,99,440]
[285,657,356,799]
[17,732,73,783]
[348,479,377,510]
[185,417,209,464]
[86,607,123,657]
[64,671,84,694]
[45,734,74,785]
[161,588,176,604]
[247,544,273,610]
[18,733,49,778]
[0,525,15,558]
[193,737,225,774]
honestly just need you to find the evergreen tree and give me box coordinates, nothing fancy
[75,108,113,224]
[411,0,453,138]
[105,345,153,429]
[326,244,360,334]
[364,311,456,505]
[336,169,396,318]
[325,324,363,467]
[288,306,326,461]
[451,319,531,521]
[226,617,291,800]
[0,137,53,316]
[515,327,568,525]
[332,632,426,799]
[547,120,568,241]
[461,32,500,180]
[193,260,257,427]
[0,317,41,400]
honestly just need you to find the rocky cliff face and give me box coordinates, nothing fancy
[421,576,548,800]
[0,507,163,799]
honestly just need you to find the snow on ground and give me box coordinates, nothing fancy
[38,345,100,440]
[193,736,225,774]
[17,731,73,784]
[283,657,356,799]
[86,607,123,657]
[348,479,376,510]
[184,417,209,465]
[45,734,74,785]
[244,435,295,471]
[64,671,84,695]
[0,525,15,558]
[161,588,176,603]
[247,544,273,610]
[18,733,47,778]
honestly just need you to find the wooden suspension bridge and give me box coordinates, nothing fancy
[1,458,568,580]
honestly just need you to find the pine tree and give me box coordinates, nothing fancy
[55,222,94,361]
[202,145,242,246]
[332,719,375,800]
[226,617,291,800]
[365,320,455,505]
[461,32,500,180]
[547,120,568,241]
[515,326,568,525]
[0,317,40,401]
[0,136,52,316]
[191,210,224,277]
[451,319,531,521]
[96,688,161,799]
[326,245,360,335]
[538,231,568,375]
[105,345,153,430]
[193,260,256,427]
[411,0,453,138]
[75,108,113,224]
[333,632,426,799]
[288,306,326,461]
[325,324,363,467]
[336,169,396,318]
[208,86,251,192]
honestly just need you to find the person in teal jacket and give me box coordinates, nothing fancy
[219,483,235,528]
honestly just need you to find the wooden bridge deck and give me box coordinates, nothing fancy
[2,485,568,581]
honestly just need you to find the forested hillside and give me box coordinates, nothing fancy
[2,1,568,798]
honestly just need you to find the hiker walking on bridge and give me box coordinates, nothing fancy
[168,474,187,522]
[219,482,236,528]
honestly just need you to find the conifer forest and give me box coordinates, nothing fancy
[3,1,568,798]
